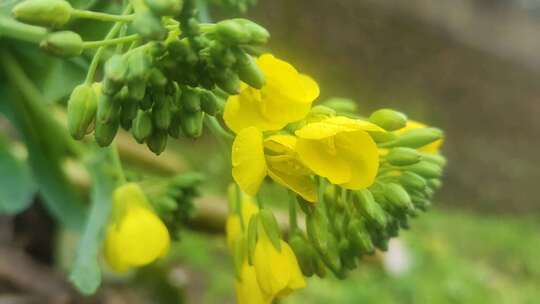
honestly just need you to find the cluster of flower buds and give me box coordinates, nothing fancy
[213,0,258,13]
[15,0,271,153]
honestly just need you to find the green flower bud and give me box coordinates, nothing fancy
[67,84,97,140]
[427,178,442,191]
[421,153,447,167]
[386,147,422,166]
[97,93,121,124]
[214,20,250,44]
[132,10,167,40]
[104,55,128,84]
[215,69,240,95]
[94,120,119,147]
[13,0,72,28]
[127,81,146,101]
[399,171,427,192]
[236,51,265,89]
[404,161,442,179]
[40,30,82,57]
[314,258,327,278]
[347,220,374,254]
[383,183,414,212]
[148,68,167,87]
[168,113,183,138]
[322,97,358,115]
[120,102,138,130]
[288,232,316,277]
[233,18,269,45]
[338,239,357,270]
[411,194,431,211]
[152,96,172,130]
[181,88,201,113]
[353,189,387,228]
[382,128,443,149]
[144,0,183,16]
[132,110,153,143]
[369,108,407,131]
[126,49,151,82]
[140,92,154,110]
[247,214,258,265]
[258,209,282,251]
[200,90,220,116]
[146,129,168,155]
[180,111,204,138]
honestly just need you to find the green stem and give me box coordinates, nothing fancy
[0,17,48,43]
[82,33,140,49]
[72,9,135,22]
[288,192,298,230]
[84,5,132,85]
[110,142,126,184]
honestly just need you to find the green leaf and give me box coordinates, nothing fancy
[0,136,36,214]
[70,146,116,295]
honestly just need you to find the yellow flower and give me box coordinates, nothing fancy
[226,194,259,251]
[398,120,443,153]
[295,116,384,189]
[224,54,319,133]
[235,262,273,304]
[104,183,170,272]
[232,126,317,202]
[253,232,306,298]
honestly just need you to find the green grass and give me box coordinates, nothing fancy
[174,208,540,304]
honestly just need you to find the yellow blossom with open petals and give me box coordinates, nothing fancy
[398,120,443,153]
[232,126,317,202]
[224,54,319,133]
[295,116,384,189]
[253,232,306,298]
[104,183,170,272]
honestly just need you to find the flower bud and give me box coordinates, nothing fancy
[97,93,121,124]
[236,52,265,89]
[404,161,442,179]
[95,120,119,147]
[13,0,72,28]
[120,102,138,130]
[104,55,128,92]
[144,0,183,16]
[288,233,316,277]
[146,129,168,155]
[140,92,154,110]
[369,108,407,131]
[322,97,358,115]
[132,11,167,40]
[214,20,250,44]
[132,110,153,143]
[127,81,146,101]
[148,68,167,87]
[258,209,281,251]
[382,128,443,149]
[383,183,414,212]
[180,111,204,138]
[67,84,97,140]
[427,178,442,191]
[354,189,387,228]
[399,171,427,192]
[411,194,431,211]
[200,90,220,116]
[181,87,201,113]
[40,30,82,57]
[234,18,269,45]
[152,96,172,130]
[215,69,241,95]
[347,220,374,254]
[421,152,447,167]
[386,147,422,166]
[167,113,183,138]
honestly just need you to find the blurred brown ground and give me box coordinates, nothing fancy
[246,0,540,213]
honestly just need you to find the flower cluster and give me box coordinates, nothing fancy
[223,53,446,302]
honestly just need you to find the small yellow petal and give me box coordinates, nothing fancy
[296,137,352,184]
[235,262,273,304]
[232,127,267,196]
[264,134,297,154]
[335,130,379,189]
[268,166,317,202]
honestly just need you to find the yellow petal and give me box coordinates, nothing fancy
[334,130,379,189]
[235,262,273,304]
[268,166,317,202]
[264,134,297,154]
[254,237,291,296]
[296,137,352,184]
[106,207,170,270]
[232,127,267,196]
[324,116,386,133]
[104,224,131,272]
[223,90,284,133]
[276,241,306,297]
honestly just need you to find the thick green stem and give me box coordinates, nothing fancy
[84,5,133,85]
[0,17,48,43]
[72,9,135,22]
[110,142,127,184]
[82,34,140,49]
